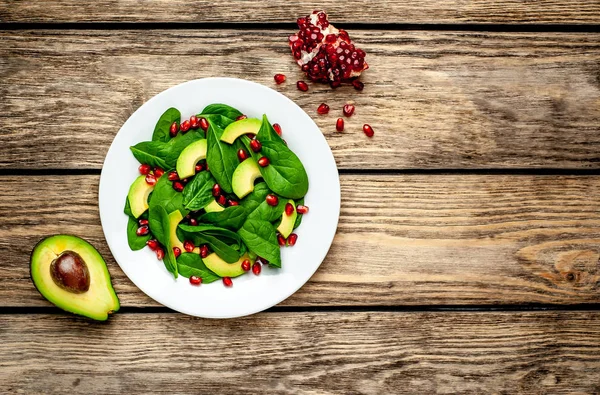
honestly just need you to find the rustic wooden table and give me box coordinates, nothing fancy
[2,2,600,393]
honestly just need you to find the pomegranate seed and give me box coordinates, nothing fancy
[352,80,364,91]
[252,262,262,275]
[173,181,184,192]
[189,218,198,226]
[169,122,178,137]
[241,259,251,272]
[250,139,262,152]
[138,218,148,226]
[228,200,239,206]
[145,173,157,186]
[183,240,194,253]
[167,171,179,181]
[195,164,203,172]
[189,115,198,129]
[326,34,337,43]
[218,194,227,206]
[317,103,330,115]
[199,117,209,132]
[200,245,209,258]
[336,118,344,132]
[136,225,149,236]
[296,205,309,214]
[180,120,191,133]
[173,247,181,258]
[236,115,247,121]
[277,234,286,246]
[274,74,286,84]
[223,277,233,287]
[181,178,189,184]
[285,203,294,216]
[258,157,270,167]
[237,149,249,162]
[146,239,158,250]
[273,123,282,135]
[266,194,279,206]
[212,183,221,197]
[155,247,165,260]
[287,233,298,246]
[189,276,202,285]
[154,167,164,178]
[297,81,309,91]
[363,124,374,137]
[343,104,355,117]
[246,133,256,139]
[139,164,151,175]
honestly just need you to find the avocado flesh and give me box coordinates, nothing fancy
[176,139,207,179]
[127,175,154,218]
[220,118,262,144]
[30,235,120,321]
[277,199,297,238]
[203,253,251,278]
[168,210,200,254]
[204,199,225,213]
[232,158,262,199]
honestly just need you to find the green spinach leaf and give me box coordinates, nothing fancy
[130,141,170,170]
[178,224,243,263]
[256,114,285,145]
[240,182,270,214]
[148,205,177,277]
[153,107,180,142]
[247,198,286,223]
[199,103,243,121]
[200,114,237,130]
[293,197,304,229]
[238,219,281,267]
[206,123,238,194]
[149,176,187,215]
[198,205,247,230]
[127,216,151,251]
[256,140,309,199]
[182,171,215,211]
[177,253,221,283]
[124,197,133,217]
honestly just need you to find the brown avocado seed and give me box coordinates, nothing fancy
[50,251,90,293]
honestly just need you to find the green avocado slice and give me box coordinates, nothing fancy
[203,253,251,278]
[176,139,207,179]
[277,199,297,238]
[127,175,154,218]
[220,118,262,144]
[232,158,263,199]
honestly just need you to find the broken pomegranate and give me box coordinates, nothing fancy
[289,10,367,87]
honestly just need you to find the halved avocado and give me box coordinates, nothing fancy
[30,235,120,321]
[220,118,262,144]
[168,210,200,254]
[203,253,251,278]
[127,175,154,218]
[277,199,297,238]
[232,158,262,199]
[176,139,207,179]
[204,199,225,213]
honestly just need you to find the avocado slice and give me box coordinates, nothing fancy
[232,158,262,199]
[30,235,120,321]
[168,210,200,253]
[176,139,207,179]
[204,199,225,213]
[220,118,262,144]
[277,199,297,238]
[203,253,251,278]
[127,175,154,218]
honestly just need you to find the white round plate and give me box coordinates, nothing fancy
[99,77,340,318]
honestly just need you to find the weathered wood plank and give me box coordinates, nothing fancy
[1,0,599,24]
[1,30,600,170]
[1,311,599,394]
[2,174,600,307]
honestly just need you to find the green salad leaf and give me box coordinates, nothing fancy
[240,182,270,213]
[255,140,308,199]
[178,224,243,263]
[182,171,215,211]
[206,123,238,194]
[247,197,286,223]
[177,253,221,283]
[256,114,285,145]
[198,205,247,230]
[148,205,177,277]
[149,176,187,216]
[153,107,180,142]
[130,141,170,170]
[127,216,151,251]
[238,219,281,267]
[293,197,304,230]
[199,103,243,121]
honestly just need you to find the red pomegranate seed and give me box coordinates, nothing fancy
[287,233,298,246]
[352,80,364,91]
[173,181,184,192]
[169,122,178,137]
[167,171,179,181]
[228,200,239,206]
[363,124,374,137]
[180,120,191,133]
[155,247,165,260]
[154,167,164,178]
[235,149,248,163]
[343,104,355,117]
[241,259,251,272]
[326,34,337,43]
[189,276,202,285]
[236,115,247,121]
[189,115,198,129]
[200,245,209,258]
[336,118,344,132]
[274,73,286,84]
[145,173,157,186]
[252,262,262,275]
[181,178,189,184]
[285,203,294,216]
[250,139,262,152]
[296,205,309,214]
[136,225,149,236]
[199,117,209,132]
[189,218,198,226]
[139,164,151,175]
[212,184,221,197]
[273,123,282,135]
[277,234,286,246]
[266,194,279,206]
[297,81,309,91]
[258,157,270,167]
[217,194,227,206]
[183,240,194,253]
[195,164,203,172]
[138,218,149,226]
[223,277,233,287]
[317,103,330,115]
[173,247,181,258]
[146,239,158,250]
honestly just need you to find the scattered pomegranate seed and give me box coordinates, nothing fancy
[343,104,355,117]
[250,139,262,152]
[189,115,199,129]
[217,194,227,206]
[139,164,151,175]
[297,81,309,91]
[223,277,233,287]
[236,115,247,121]
[199,117,209,132]
[212,184,221,197]
[167,171,179,181]
[336,118,344,132]
[173,181,184,192]
[200,245,209,258]
[273,123,282,135]
[352,80,364,91]
[266,194,279,206]
[274,73,286,84]
[155,247,165,260]
[252,262,262,275]
[317,103,330,115]
[237,149,249,162]
[228,200,239,206]
[189,218,198,226]
[363,124,374,137]
[285,203,294,216]
[173,247,181,258]
[183,240,194,253]
[287,233,298,246]
[169,122,178,137]
[195,164,203,172]
[296,205,309,214]
[136,225,149,236]
[277,234,286,246]
[189,276,202,285]
[145,174,157,186]
[154,167,164,178]
[258,157,270,167]
[180,120,191,133]
[138,218,149,226]
[147,239,158,250]
[241,259,251,272]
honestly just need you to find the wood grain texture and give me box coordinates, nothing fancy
[1,30,600,170]
[3,174,600,308]
[1,0,600,24]
[1,311,600,394]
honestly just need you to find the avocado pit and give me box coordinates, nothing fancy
[50,251,90,293]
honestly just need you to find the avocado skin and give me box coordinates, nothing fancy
[30,235,120,321]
